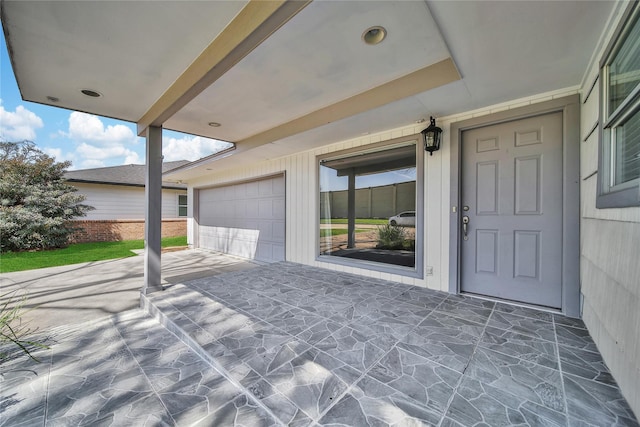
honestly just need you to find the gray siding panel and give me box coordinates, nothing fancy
[579,5,640,415]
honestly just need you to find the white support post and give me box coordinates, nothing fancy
[142,125,163,294]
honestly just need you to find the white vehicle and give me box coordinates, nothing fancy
[389,211,415,227]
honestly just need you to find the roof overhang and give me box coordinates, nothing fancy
[66,179,186,191]
[1,0,616,181]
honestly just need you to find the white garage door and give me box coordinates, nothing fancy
[197,175,285,263]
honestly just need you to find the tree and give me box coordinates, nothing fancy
[0,141,92,252]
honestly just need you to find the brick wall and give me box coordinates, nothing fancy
[69,219,187,243]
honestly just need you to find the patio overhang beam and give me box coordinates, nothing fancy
[136,0,312,136]
[233,58,460,153]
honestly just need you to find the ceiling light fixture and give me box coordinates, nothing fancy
[208,122,221,127]
[81,89,102,98]
[362,26,387,45]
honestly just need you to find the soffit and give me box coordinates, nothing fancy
[424,0,615,111]
[1,1,248,122]
[164,0,452,142]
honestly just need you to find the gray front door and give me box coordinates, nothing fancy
[460,112,563,308]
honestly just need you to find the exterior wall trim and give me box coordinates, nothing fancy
[68,179,185,190]
[448,94,581,317]
[193,171,286,191]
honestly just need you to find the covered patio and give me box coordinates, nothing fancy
[4,262,637,425]
[2,0,639,423]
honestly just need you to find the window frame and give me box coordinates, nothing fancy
[178,194,188,217]
[315,135,424,279]
[597,1,640,208]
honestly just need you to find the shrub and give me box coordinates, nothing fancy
[0,141,92,252]
[402,239,416,251]
[376,224,406,250]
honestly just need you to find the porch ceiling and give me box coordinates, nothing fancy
[2,1,615,180]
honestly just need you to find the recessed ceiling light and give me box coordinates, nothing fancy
[81,89,102,98]
[46,96,59,103]
[208,122,221,127]
[362,26,387,45]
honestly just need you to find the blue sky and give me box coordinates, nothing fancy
[0,32,231,171]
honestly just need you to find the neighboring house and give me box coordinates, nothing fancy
[3,1,639,417]
[64,161,189,242]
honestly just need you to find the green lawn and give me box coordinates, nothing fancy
[320,218,388,225]
[0,236,188,273]
[320,228,366,237]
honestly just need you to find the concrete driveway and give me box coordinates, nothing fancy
[0,249,257,332]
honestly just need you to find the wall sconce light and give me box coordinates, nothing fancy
[422,116,442,156]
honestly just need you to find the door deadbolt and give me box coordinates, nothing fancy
[462,215,469,240]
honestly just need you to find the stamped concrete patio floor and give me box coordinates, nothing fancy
[2,262,638,426]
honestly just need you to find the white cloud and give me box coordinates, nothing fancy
[62,112,143,168]
[80,159,106,169]
[43,147,63,159]
[9,109,233,170]
[43,147,76,165]
[65,111,138,146]
[163,135,233,162]
[76,142,140,161]
[124,152,141,164]
[0,100,44,141]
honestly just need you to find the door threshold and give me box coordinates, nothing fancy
[459,292,563,315]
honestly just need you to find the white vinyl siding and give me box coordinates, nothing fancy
[71,183,186,220]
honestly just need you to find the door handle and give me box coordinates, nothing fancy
[462,216,469,241]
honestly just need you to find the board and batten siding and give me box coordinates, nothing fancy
[72,182,186,220]
[577,2,640,416]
